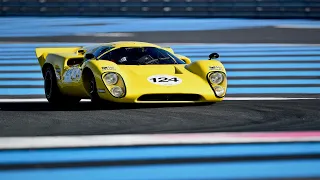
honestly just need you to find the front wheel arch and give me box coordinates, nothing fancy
[82,67,94,95]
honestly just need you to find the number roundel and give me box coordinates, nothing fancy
[148,75,182,86]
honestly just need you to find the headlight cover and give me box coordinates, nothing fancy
[213,86,225,98]
[104,72,118,85]
[209,72,224,84]
[110,86,124,98]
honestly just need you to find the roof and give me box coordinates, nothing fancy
[81,41,162,55]
[84,41,160,49]
[109,41,161,48]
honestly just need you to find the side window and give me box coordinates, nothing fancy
[100,48,123,62]
[99,52,111,60]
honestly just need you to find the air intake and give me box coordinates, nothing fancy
[137,94,202,101]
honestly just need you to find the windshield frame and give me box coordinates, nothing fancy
[97,46,185,65]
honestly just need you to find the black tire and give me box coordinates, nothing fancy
[88,73,104,105]
[43,65,80,106]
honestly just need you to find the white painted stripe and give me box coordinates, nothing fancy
[1,132,320,149]
[0,97,318,103]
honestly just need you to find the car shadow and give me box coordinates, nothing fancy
[0,102,214,111]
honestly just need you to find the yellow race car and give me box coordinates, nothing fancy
[35,41,227,105]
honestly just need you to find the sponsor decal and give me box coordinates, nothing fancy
[97,89,106,93]
[209,66,222,71]
[63,66,82,83]
[148,75,182,86]
[102,66,115,71]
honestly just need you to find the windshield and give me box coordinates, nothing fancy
[99,47,186,65]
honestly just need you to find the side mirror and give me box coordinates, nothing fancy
[85,53,95,60]
[181,58,191,64]
[209,53,219,60]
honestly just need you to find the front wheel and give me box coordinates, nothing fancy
[44,66,80,106]
[88,73,105,105]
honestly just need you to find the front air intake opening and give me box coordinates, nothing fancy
[137,94,202,101]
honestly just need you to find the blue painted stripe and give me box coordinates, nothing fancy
[2,45,320,51]
[0,66,40,71]
[0,88,44,95]
[0,79,319,86]
[174,47,320,52]
[1,143,320,165]
[1,71,319,79]
[0,60,37,64]
[1,46,320,50]
[0,55,37,59]
[0,73,43,78]
[224,63,320,69]
[0,43,318,48]
[228,79,320,85]
[1,56,319,63]
[218,56,320,61]
[1,62,320,69]
[6,51,320,59]
[183,51,320,56]
[0,160,319,180]
[1,18,320,36]
[0,80,319,86]
[227,71,320,76]
[227,87,320,94]
[0,81,43,85]
[0,45,86,49]
[173,44,320,48]
[0,53,35,56]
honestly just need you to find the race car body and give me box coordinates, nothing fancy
[35,41,227,104]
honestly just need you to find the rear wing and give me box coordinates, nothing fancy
[35,47,82,67]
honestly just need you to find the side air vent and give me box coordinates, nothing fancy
[137,94,202,101]
[67,58,84,66]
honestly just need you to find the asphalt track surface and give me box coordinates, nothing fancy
[0,99,319,137]
[0,22,320,137]
[1,27,320,44]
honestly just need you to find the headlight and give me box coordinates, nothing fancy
[110,86,124,98]
[209,72,224,84]
[104,72,118,85]
[213,86,225,97]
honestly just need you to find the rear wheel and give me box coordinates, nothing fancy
[43,65,80,106]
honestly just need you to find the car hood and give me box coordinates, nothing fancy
[117,64,212,95]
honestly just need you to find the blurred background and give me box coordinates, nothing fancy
[1,0,319,18]
[0,0,320,180]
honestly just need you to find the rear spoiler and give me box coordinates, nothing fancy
[35,47,82,67]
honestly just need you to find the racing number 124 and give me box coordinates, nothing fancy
[151,77,179,83]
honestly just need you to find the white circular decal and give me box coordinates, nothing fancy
[148,75,182,86]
